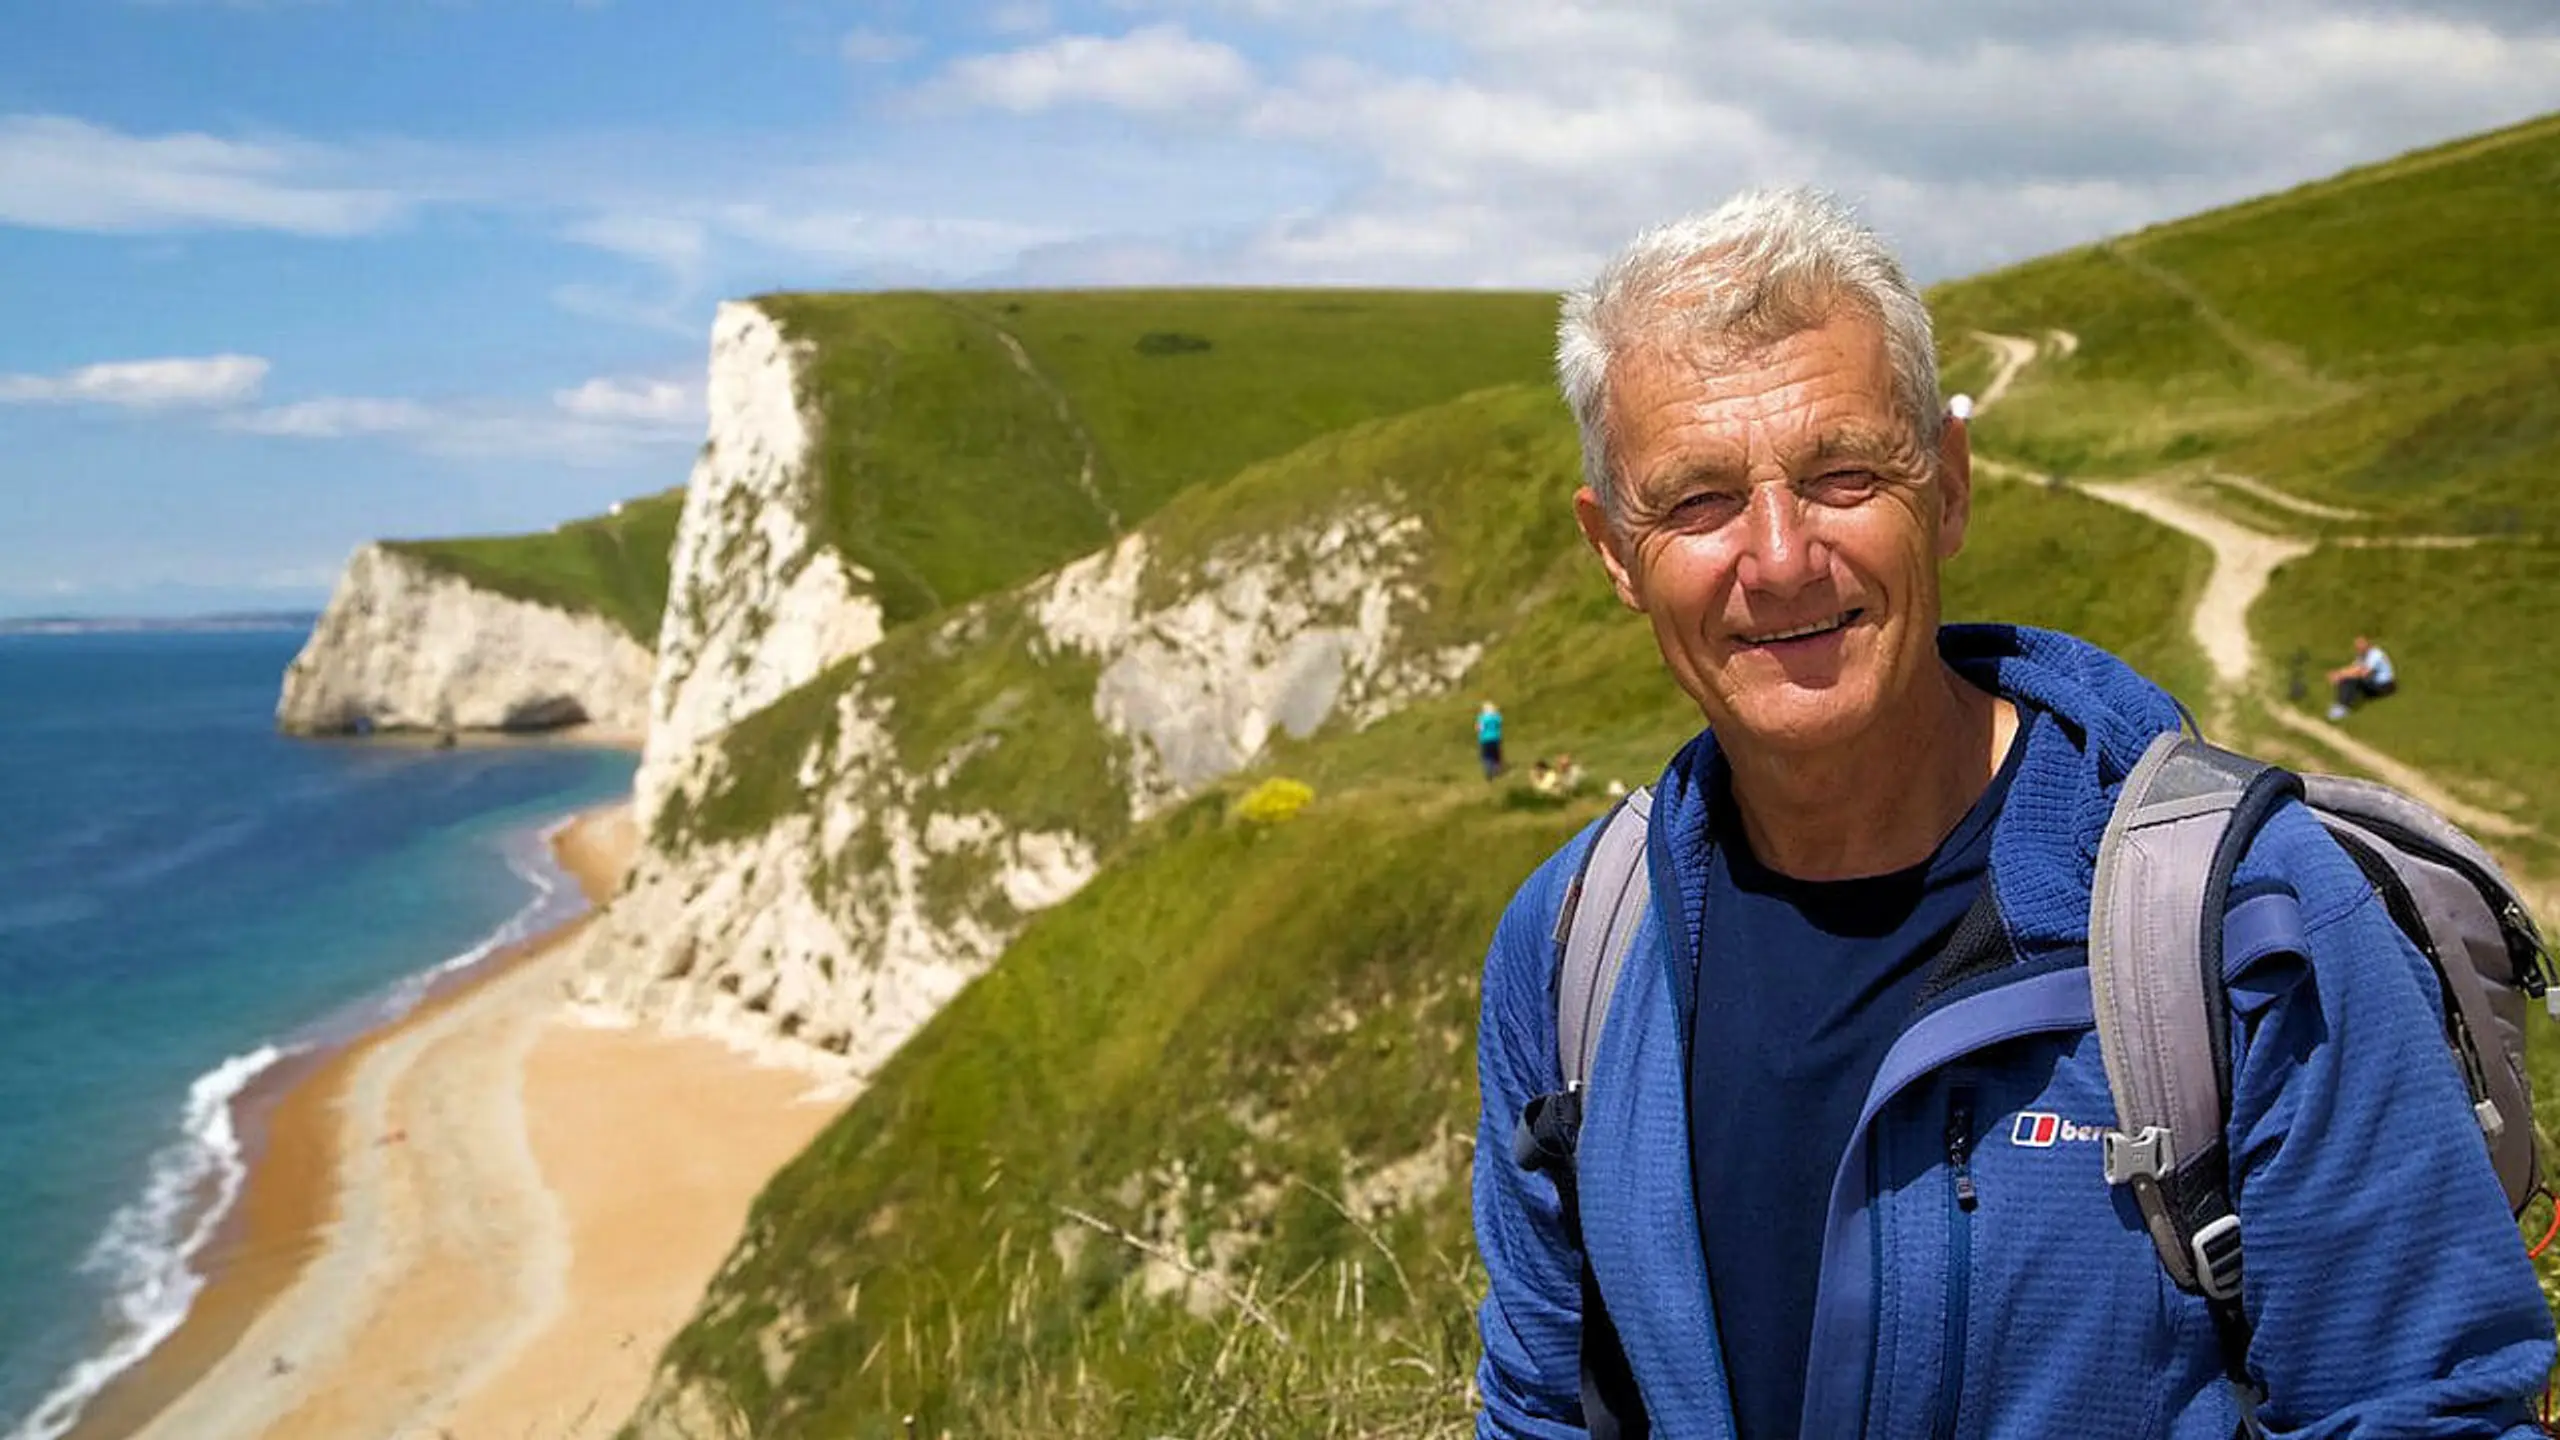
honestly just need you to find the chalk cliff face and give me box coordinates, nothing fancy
[569,503,1478,1080]
[636,301,884,823]
[276,544,654,736]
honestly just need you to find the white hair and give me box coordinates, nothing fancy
[1557,187,1943,524]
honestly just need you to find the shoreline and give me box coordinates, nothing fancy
[54,803,638,1440]
[60,799,842,1440]
[282,721,647,754]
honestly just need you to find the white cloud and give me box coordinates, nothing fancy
[842,27,923,65]
[1047,0,2560,284]
[561,211,710,274]
[220,396,433,437]
[0,115,401,235]
[987,1,1055,35]
[0,354,269,408]
[215,389,699,466]
[928,24,1257,114]
[554,375,699,425]
[713,203,1073,272]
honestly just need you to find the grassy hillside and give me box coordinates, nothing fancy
[387,488,686,644]
[2256,542,2560,838]
[1932,110,2560,838]
[758,289,1559,627]
[1929,112,2560,525]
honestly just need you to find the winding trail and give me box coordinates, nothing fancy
[1970,330,2038,410]
[2072,479,2311,690]
[2201,471,2371,522]
[1966,332,2540,846]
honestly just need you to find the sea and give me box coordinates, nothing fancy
[0,625,636,1440]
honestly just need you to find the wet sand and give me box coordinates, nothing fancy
[72,802,843,1440]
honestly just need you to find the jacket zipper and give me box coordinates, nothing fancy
[1936,1085,1978,1440]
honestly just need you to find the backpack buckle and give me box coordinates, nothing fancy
[2190,1213,2245,1301]
[2101,1125,2174,1186]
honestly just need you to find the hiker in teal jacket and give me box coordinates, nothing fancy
[1472,189,2554,1437]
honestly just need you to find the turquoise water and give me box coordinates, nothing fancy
[0,627,636,1440]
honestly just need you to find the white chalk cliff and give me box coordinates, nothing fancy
[635,301,884,823]
[277,544,654,736]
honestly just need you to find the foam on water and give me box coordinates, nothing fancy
[4,1044,286,1440]
[1,821,592,1440]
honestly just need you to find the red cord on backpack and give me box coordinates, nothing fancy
[2531,1191,2560,1432]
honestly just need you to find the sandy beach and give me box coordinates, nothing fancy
[68,802,843,1440]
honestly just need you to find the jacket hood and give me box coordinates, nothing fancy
[1654,622,2188,972]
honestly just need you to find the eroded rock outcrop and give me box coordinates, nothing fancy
[636,301,884,822]
[277,544,653,737]
[569,502,1478,1080]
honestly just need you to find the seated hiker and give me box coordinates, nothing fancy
[2325,634,2396,720]
[1530,758,1561,795]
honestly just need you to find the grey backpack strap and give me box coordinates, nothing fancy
[1554,786,1655,1094]
[2091,731,2304,1428]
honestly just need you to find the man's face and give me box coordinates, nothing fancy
[1575,307,1972,756]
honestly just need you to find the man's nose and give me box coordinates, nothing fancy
[1736,482,1824,595]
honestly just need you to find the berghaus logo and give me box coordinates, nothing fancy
[2010,1111,2106,1147]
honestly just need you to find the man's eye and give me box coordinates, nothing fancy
[1667,492,1742,525]
[1809,469,1880,502]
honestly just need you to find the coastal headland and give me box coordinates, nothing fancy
[67,804,843,1440]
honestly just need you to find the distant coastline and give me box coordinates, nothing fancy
[0,612,320,637]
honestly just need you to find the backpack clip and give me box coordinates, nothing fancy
[2190,1213,2245,1302]
[2101,1124,2173,1185]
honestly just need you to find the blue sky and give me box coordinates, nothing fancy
[6,0,2559,617]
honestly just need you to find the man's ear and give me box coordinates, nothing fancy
[1574,485,1643,611]
[1934,414,1973,559]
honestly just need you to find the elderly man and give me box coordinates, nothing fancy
[1472,190,2553,1437]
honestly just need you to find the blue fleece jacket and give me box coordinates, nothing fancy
[1474,625,2556,1438]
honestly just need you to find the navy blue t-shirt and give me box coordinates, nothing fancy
[1687,737,2022,1438]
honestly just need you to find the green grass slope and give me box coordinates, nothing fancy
[629,364,2208,1434]
[2255,542,2560,838]
[1929,111,2560,528]
[761,289,1559,627]
[387,488,686,644]
[1932,110,2560,845]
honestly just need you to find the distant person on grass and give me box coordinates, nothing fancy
[1472,189,2550,1436]
[1479,700,1506,780]
[2326,633,2397,721]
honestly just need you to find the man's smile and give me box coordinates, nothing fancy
[1735,607,1863,649]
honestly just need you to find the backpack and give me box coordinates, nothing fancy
[1516,730,2553,1425]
